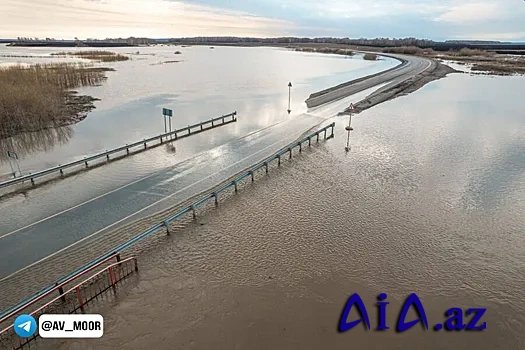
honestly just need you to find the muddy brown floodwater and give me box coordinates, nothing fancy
[46,73,525,350]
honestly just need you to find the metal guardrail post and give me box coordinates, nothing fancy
[109,267,116,288]
[277,155,281,166]
[324,129,327,139]
[308,137,311,146]
[56,283,65,302]
[213,192,219,205]
[264,162,268,173]
[233,180,238,193]
[289,148,293,159]
[164,220,171,235]
[75,286,84,309]
[249,170,254,182]
[317,133,320,142]
[191,205,196,219]
[299,142,302,153]
[200,124,203,131]
[211,119,214,127]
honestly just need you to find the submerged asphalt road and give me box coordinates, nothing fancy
[0,114,326,278]
[0,53,435,280]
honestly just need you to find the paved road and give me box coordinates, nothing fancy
[306,53,434,108]
[0,114,326,279]
[0,53,435,280]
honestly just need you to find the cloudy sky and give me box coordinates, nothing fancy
[0,0,524,41]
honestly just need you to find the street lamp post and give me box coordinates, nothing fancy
[287,82,292,114]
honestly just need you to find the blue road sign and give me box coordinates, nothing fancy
[14,314,37,338]
[162,108,173,117]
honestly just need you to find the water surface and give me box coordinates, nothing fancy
[0,45,396,176]
[54,73,525,349]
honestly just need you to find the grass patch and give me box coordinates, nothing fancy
[0,63,108,139]
[470,62,525,75]
[363,53,378,60]
[382,46,429,55]
[448,48,492,57]
[52,50,130,62]
[295,47,354,56]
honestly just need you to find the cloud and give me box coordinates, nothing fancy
[0,0,298,38]
[434,2,502,22]
[0,0,524,41]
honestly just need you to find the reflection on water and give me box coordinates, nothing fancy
[0,44,397,175]
[0,126,72,164]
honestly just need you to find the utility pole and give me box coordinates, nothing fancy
[287,82,292,114]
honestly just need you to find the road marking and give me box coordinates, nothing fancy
[0,118,295,242]
[0,170,165,240]
[0,128,310,282]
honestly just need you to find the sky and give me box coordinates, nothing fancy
[0,0,524,41]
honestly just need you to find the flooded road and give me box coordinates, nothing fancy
[50,73,525,349]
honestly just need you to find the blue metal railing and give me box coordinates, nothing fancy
[0,121,335,321]
[0,112,237,189]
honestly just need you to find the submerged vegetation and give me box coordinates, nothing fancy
[150,60,182,66]
[363,53,378,60]
[0,63,110,139]
[52,50,130,62]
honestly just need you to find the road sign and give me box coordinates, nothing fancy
[7,151,18,159]
[162,108,173,117]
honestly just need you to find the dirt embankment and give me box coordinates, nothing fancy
[339,60,457,116]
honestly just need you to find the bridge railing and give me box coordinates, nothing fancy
[0,112,237,189]
[0,121,335,334]
[0,257,138,350]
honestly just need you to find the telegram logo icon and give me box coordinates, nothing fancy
[14,314,37,338]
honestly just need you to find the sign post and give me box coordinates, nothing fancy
[162,108,173,138]
[7,150,21,177]
[287,82,292,114]
[345,103,355,152]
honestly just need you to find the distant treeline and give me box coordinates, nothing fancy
[8,37,154,47]
[166,37,525,51]
[5,36,525,50]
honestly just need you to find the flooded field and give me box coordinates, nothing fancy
[50,73,525,349]
[0,45,396,177]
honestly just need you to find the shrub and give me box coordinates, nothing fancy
[0,63,107,139]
